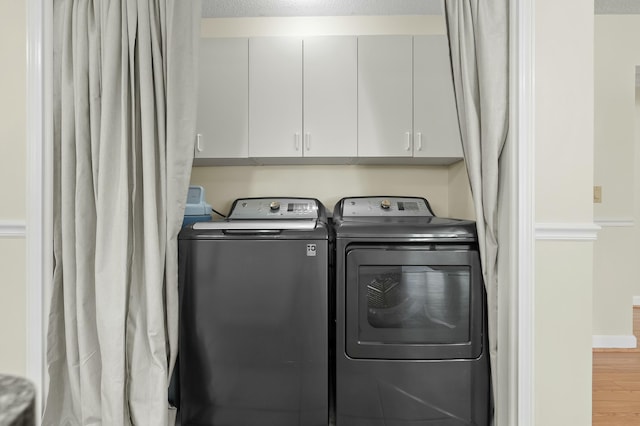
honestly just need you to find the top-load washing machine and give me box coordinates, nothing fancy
[178,197,329,426]
[332,196,491,426]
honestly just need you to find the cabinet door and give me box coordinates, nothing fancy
[303,37,357,158]
[249,38,303,158]
[196,38,249,159]
[358,36,413,157]
[413,35,463,159]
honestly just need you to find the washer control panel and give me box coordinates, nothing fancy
[341,197,433,217]
[229,198,319,220]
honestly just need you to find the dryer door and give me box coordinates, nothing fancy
[345,246,483,360]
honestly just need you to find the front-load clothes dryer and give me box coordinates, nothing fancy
[178,197,329,426]
[332,196,491,426]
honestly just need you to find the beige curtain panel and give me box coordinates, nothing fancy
[444,1,509,423]
[44,0,200,424]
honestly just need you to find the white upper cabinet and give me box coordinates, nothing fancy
[358,36,414,157]
[249,37,303,158]
[303,36,357,158]
[249,36,357,159]
[413,35,463,159]
[195,38,249,163]
[358,35,463,163]
[195,34,461,165]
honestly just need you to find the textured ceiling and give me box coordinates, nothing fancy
[595,0,640,14]
[201,0,443,18]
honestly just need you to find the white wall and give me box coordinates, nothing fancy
[191,164,464,217]
[534,1,594,424]
[535,242,593,426]
[593,15,640,340]
[0,239,26,375]
[448,159,475,220]
[0,0,26,220]
[0,0,27,377]
[200,15,446,37]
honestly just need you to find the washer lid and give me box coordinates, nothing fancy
[182,197,328,236]
[192,220,317,231]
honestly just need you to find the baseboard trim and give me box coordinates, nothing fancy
[592,334,637,349]
[535,222,600,241]
[0,221,27,238]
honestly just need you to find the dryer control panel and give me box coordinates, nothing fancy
[341,197,434,217]
[228,198,319,220]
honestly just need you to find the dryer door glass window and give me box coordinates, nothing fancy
[363,265,470,344]
[345,247,483,360]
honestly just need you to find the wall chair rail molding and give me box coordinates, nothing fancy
[535,222,601,241]
[0,221,27,238]
[594,218,635,227]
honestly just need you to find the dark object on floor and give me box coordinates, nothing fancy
[0,374,35,426]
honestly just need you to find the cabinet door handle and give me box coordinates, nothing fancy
[305,133,311,151]
[405,132,412,151]
[196,133,203,152]
[417,132,423,151]
[295,133,301,151]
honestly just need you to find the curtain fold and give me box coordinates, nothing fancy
[44,1,200,424]
[444,1,509,422]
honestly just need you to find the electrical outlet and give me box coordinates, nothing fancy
[594,186,602,203]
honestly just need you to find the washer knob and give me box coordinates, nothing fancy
[380,199,391,210]
[270,201,281,211]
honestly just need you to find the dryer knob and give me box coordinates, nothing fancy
[380,199,391,210]
[270,201,281,211]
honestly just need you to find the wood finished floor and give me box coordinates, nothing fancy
[593,307,640,425]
